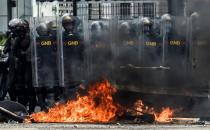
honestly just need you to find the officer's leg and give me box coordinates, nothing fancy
[54,86,62,102]
[44,86,54,107]
[16,85,28,106]
[7,69,17,101]
[6,57,17,101]
[27,87,37,114]
[16,62,28,107]
[25,63,37,113]
[8,88,16,101]
[0,70,8,100]
[36,87,47,111]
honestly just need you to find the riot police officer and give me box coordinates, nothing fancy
[3,18,36,113]
[61,14,84,99]
[117,21,139,65]
[90,21,109,47]
[161,14,188,69]
[34,21,60,110]
[140,17,162,66]
[88,21,112,80]
[62,14,80,36]
[119,22,132,43]
[36,21,58,85]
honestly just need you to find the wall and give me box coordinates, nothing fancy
[0,0,8,32]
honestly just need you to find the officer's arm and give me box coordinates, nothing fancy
[12,37,20,56]
[13,37,26,59]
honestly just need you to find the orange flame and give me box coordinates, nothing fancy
[133,99,155,115]
[155,107,174,123]
[28,80,175,123]
[133,100,174,123]
[29,80,119,123]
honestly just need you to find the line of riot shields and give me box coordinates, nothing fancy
[30,16,84,88]
[0,13,198,114]
[30,14,195,93]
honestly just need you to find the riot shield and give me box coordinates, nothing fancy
[113,19,141,68]
[161,16,190,71]
[111,16,194,94]
[30,17,59,87]
[140,17,162,67]
[160,15,192,88]
[85,19,113,81]
[59,16,85,87]
[110,18,145,86]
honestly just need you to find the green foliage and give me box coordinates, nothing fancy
[0,34,6,56]
[0,34,6,46]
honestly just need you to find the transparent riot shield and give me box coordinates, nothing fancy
[113,18,141,68]
[160,15,192,89]
[139,17,163,67]
[161,16,190,71]
[59,16,86,87]
[83,19,114,81]
[109,17,144,86]
[30,17,59,87]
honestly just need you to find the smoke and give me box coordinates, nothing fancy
[69,1,210,114]
[187,0,210,39]
[80,19,186,96]
[80,19,169,94]
[186,0,210,87]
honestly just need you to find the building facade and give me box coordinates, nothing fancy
[76,0,168,20]
[0,0,171,32]
[0,0,8,33]
[0,0,33,32]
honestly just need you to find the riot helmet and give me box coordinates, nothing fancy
[8,18,26,37]
[36,22,49,37]
[91,21,104,33]
[161,14,172,22]
[8,18,21,31]
[47,20,57,36]
[119,22,131,36]
[191,12,199,20]
[22,19,29,30]
[91,21,105,38]
[161,14,173,33]
[190,12,200,33]
[74,16,81,29]
[15,19,27,37]
[61,14,76,33]
[140,17,153,35]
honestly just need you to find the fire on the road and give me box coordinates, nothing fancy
[155,107,174,122]
[27,80,174,123]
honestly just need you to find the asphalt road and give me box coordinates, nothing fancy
[1,123,210,130]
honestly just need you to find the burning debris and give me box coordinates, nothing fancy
[26,80,175,123]
[128,100,174,123]
[28,80,119,123]
[155,107,174,123]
